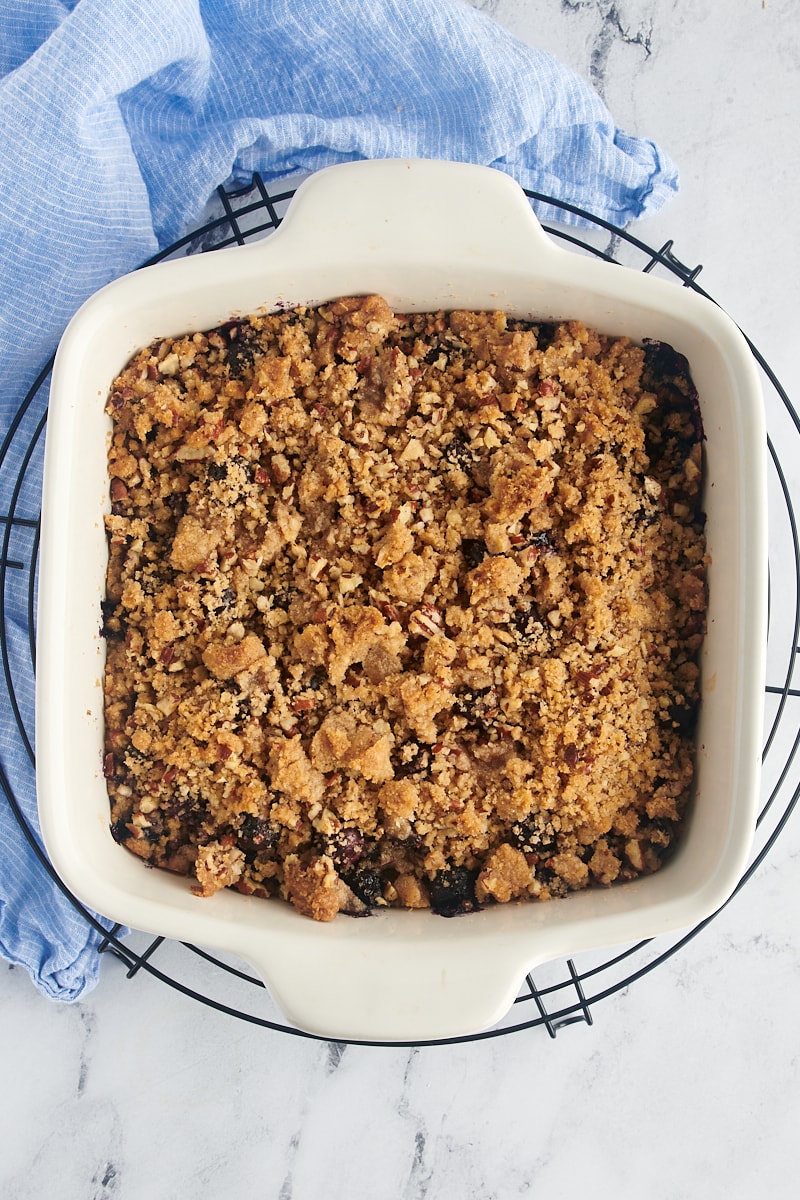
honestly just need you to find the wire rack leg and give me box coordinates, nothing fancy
[524,960,594,1038]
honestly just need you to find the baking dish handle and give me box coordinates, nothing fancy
[262,158,561,272]
[236,912,558,1043]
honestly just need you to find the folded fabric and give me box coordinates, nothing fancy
[0,0,679,1001]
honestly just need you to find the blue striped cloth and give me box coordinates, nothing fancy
[0,0,678,1001]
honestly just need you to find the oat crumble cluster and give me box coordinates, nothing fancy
[102,295,706,921]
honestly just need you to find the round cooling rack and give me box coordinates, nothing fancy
[2,174,799,1046]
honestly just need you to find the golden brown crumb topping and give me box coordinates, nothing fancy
[102,297,706,919]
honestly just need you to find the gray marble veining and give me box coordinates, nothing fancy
[2,2,799,1197]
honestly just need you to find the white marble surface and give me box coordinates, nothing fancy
[3,1,800,1197]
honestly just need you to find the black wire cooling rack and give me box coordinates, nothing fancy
[2,173,799,1046]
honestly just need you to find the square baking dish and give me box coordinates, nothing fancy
[37,158,767,1042]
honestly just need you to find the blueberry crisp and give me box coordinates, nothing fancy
[102,296,706,920]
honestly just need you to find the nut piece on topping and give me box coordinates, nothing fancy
[475,844,534,904]
[550,852,590,890]
[311,712,394,782]
[202,633,267,680]
[268,735,326,806]
[408,604,444,639]
[393,873,430,909]
[192,840,245,897]
[283,855,341,922]
[170,515,220,573]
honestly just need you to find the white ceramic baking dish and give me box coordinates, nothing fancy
[37,158,767,1042]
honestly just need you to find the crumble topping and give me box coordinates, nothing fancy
[102,296,706,920]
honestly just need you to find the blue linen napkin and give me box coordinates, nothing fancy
[0,0,679,1001]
